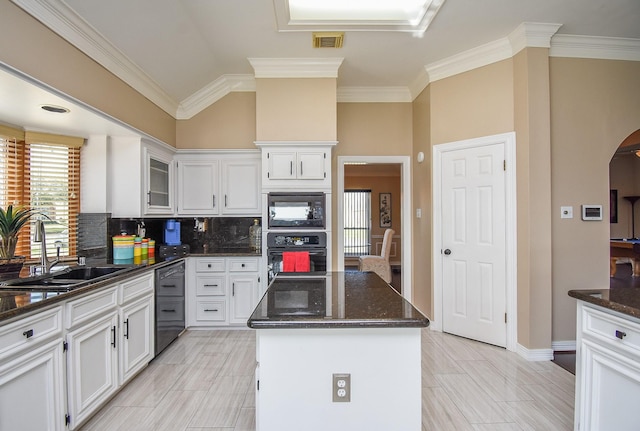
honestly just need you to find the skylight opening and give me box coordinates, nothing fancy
[288,0,431,23]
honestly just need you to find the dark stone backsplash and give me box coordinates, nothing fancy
[78,213,261,260]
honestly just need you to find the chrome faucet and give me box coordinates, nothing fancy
[34,219,61,274]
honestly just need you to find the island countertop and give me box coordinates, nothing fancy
[247,271,430,329]
[568,286,640,320]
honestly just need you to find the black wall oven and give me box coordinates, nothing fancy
[267,192,326,229]
[267,232,327,282]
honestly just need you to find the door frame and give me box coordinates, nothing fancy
[337,156,413,302]
[432,132,517,352]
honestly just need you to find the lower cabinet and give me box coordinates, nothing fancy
[66,310,119,428]
[575,301,640,431]
[120,293,154,384]
[187,256,260,327]
[0,337,67,431]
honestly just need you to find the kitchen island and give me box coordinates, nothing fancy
[569,286,640,431]
[247,271,429,431]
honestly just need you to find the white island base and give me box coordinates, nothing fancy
[255,327,422,431]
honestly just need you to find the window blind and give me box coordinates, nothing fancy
[344,190,371,256]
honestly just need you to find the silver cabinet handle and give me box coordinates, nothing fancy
[300,161,303,176]
[290,161,293,175]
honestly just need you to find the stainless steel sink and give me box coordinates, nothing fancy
[0,265,137,290]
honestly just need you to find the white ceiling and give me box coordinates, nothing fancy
[3,0,640,138]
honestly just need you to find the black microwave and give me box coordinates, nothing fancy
[268,192,326,228]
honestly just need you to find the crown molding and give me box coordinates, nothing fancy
[177,75,255,120]
[337,87,411,103]
[550,35,640,61]
[11,0,179,117]
[248,58,344,78]
[508,22,562,54]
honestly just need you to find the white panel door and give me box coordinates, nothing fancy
[177,160,219,214]
[441,143,506,347]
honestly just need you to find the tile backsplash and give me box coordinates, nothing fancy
[78,214,261,261]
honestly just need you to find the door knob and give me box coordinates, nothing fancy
[444,249,451,255]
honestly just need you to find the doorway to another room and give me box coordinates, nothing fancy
[337,156,412,302]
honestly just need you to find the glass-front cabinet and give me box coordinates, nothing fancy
[144,145,175,215]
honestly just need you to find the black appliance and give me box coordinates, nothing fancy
[267,277,328,317]
[267,231,327,282]
[155,261,185,355]
[267,192,326,228]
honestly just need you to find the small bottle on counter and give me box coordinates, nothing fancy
[249,219,261,253]
[133,237,142,265]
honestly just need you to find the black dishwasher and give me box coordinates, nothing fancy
[155,261,185,355]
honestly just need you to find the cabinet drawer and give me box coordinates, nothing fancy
[196,275,226,296]
[196,300,226,321]
[582,305,640,354]
[120,272,154,305]
[66,286,118,329]
[0,306,63,359]
[156,278,185,296]
[156,298,185,322]
[228,258,259,272]
[195,259,225,272]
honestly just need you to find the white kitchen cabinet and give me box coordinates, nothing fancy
[177,159,220,214]
[66,310,119,429]
[0,306,66,431]
[120,294,154,384]
[108,137,176,217]
[187,256,260,327]
[256,142,335,190]
[176,151,260,216]
[575,301,640,431]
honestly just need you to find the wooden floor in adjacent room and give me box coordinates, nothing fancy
[80,328,575,431]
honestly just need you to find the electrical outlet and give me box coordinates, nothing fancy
[332,373,351,402]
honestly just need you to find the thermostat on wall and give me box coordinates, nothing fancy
[581,205,603,221]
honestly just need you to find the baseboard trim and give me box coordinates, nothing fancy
[516,343,554,361]
[552,340,576,352]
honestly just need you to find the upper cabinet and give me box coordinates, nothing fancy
[176,151,261,216]
[107,137,176,218]
[256,142,336,191]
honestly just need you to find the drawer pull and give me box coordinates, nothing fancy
[241,263,245,267]
[23,329,34,339]
[204,309,219,312]
[207,264,212,268]
[615,330,627,340]
[162,284,176,288]
[161,309,176,313]
[204,284,219,287]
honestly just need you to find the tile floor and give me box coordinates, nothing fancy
[80,328,575,431]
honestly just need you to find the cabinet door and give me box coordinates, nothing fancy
[222,159,261,214]
[0,338,66,431]
[178,160,219,214]
[297,150,326,180]
[267,151,296,180]
[120,295,154,384]
[578,339,640,431]
[229,274,257,324]
[145,147,175,215]
[66,312,119,429]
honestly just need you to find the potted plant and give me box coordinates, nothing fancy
[0,205,39,278]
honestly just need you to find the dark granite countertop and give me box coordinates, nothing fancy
[569,286,640,320]
[0,259,184,323]
[247,271,430,329]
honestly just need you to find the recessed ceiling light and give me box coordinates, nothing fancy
[40,104,70,114]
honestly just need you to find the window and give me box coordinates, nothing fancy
[344,190,371,256]
[0,130,81,259]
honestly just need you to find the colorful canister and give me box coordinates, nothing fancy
[113,234,134,264]
[133,237,142,265]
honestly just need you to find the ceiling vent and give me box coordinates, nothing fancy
[312,32,344,48]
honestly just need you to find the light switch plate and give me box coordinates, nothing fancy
[561,206,573,219]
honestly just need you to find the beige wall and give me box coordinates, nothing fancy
[412,87,432,317]
[176,93,256,149]
[255,78,337,141]
[550,58,640,342]
[0,2,176,146]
